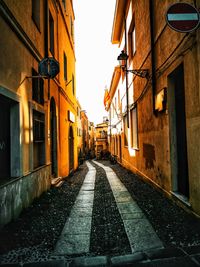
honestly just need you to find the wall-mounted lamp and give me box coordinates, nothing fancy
[117,50,149,79]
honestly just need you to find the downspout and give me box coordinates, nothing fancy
[124,13,130,127]
[44,0,48,58]
[44,0,50,100]
[109,107,112,154]
[149,0,157,115]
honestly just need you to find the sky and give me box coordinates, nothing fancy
[73,0,119,125]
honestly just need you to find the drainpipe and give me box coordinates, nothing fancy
[44,0,51,101]
[149,0,157,116]
[109,107,112,154]
[44,0,48,58]
[124,14,130,127]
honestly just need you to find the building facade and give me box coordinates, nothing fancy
[81,110,89,159]
[109,0,200,216]
[76,99,84,164]
[88,121,95,159]
[95,121,109,159]
[0,0,78,228]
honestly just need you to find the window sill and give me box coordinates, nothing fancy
[131,147,139,151]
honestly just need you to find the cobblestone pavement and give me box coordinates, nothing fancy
[0,160,200,266]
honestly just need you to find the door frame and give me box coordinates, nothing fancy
[50,97,57,177]
[69,125,74,172]
[167,63,189,198]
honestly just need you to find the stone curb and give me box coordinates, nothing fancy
[1,247,200,267]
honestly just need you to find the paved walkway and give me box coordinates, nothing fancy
[93,161,163,252]
[1,160,200,266]
[54,161,96,255]
[54,160,163,255]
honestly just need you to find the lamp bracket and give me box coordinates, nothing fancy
[126,69,149,79]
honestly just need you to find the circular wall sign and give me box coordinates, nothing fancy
[38,57,60,79]
[166,2,200,32]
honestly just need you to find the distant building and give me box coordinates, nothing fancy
[95,121,109,159]
[88,122,95,159]
[81,110,89,159]
[76,99,83,164]
[108,0,200,216]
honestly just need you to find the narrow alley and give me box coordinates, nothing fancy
[1,160,200,266]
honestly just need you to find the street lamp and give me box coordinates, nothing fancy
[117,50,149,79]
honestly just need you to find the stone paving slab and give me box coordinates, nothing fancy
[74,198,94,204]
[124,218,163,252]
[54,234,91,255]
[25,259,66,267]
[117,202,142,214]
[71,256,108,267]
[123,219,164,252]
[149,256,198,267]
[74,202,93,209]
[61,217,92,234]
[121,212,145,220]
[110,252,145,266]
[80,185,95,191]
[76,191,94,197]
[113,194,133,203]
[70,207,93,217]
[145,247,186,259]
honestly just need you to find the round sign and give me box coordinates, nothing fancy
[38,57,60,79]
[166,2,200,33]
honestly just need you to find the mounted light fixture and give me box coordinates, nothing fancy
[117,50,149,79]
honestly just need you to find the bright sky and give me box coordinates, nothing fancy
[73,0,119,125]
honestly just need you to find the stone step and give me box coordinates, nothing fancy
[51,177,63,187]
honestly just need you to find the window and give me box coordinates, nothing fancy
[62,0,66,10]
[123,115,128,146]
[32,0,40,30]
[116,137,118,155]
[118,89,120,109]
[33,111,45,142]
[70,16,74,41]
[101,130,106,139]
[128,17,136,59]
[130,106,138,149]
[64,53,67,81]
[32,69,44,105]
[72,74,75,95]
[33,110,45,168]
[49,11,54,55]
[131,28,136,56]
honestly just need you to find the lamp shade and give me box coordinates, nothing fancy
[117,50,128,69]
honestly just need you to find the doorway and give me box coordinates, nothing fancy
[50,98,57,177]
[69,126,74,172]
[119,135,122,162]
[168,63,189,198]
[0,95,10,178]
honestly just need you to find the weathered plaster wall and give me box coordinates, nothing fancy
[184,30,200,214]
[0,165,51,229]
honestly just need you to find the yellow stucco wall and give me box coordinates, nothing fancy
[0,0,78,226]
